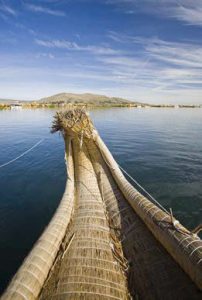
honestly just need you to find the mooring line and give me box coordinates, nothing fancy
[118,164,169,214]
[0,139,44,169]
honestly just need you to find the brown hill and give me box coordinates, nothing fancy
[38,92,139,105]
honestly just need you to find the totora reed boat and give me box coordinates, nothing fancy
[2,109,202,300]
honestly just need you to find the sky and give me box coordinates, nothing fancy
[0,0,202,104]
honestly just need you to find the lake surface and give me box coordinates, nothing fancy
[0,107,202,293]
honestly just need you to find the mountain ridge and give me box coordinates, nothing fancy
[0,92,141,106]
[38,92,139,105]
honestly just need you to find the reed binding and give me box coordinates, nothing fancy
[2,109,202,300]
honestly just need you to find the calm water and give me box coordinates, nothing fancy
[0,108,202,293]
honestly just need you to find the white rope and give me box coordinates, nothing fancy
[96,138,170,215]
[118,164,169,214]
[0,139,44,169]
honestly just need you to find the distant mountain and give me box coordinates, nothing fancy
[0,92,143,106]
[38,93,139,105]
[1,94,201,107]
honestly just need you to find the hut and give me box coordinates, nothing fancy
[2,109,202,300]
[10,104,22,110]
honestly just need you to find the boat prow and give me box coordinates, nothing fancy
[2,109,202,300]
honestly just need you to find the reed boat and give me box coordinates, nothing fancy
[2,109,202,300]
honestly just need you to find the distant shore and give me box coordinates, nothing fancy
[0,102,201,110]
[0,92,201,110]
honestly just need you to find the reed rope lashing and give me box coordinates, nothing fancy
[63,274,127,288]
[58,280,125,293]
[119,166,194,235]
[53,291,122,299]
[62,233,75,259]
[0,139,44,169]
[82,148,128,273]
[79,130,84,149]
[95,135,168,214]
[103,154,195,236]
[98,171,129,272]
[95,138,190,234]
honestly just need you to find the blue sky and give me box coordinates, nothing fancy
[0,0,202,103]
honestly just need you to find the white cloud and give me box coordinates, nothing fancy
[106,0,202,27]
[100,34,202,101]
[170,5,202,26]
[35,38,121,55]
[35,52,55,59]
[2,33,202,104]
[1,29,201,104]
[0,60,201,103]
[25,4,65,16]
[108,33,202,68]
[144,39,202,68]
[0,3,16,16]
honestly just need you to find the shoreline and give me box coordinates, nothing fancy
[0,103,201,110]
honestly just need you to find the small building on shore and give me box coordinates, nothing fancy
[10,104,22,110]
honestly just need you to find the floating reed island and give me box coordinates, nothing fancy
[2,109,202,300]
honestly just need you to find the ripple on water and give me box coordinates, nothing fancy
[0,108,202,293]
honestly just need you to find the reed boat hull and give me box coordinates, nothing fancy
[2,109,202,300]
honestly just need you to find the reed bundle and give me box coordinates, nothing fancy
[39,136,130,299]
[2,139,75,300]
[2,109,202,300]
[93,127,202,293]
[51,109,95,139]
[87,139,201,299]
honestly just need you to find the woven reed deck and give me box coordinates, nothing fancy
[2,109,202,300]
[39,139,129,300]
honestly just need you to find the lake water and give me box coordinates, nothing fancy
[0,107,202,294]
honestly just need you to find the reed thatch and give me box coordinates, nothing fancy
[2,139,75,300]
[2,108,202,300]
[92,133,202,292]
[39,136,130,299]
[86,138,202,299]
[51,109,95,139]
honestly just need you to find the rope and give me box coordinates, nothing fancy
[95,136,169,215]
[0,139,44,169]
[117,165,196,236]
[117,164,169,215]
